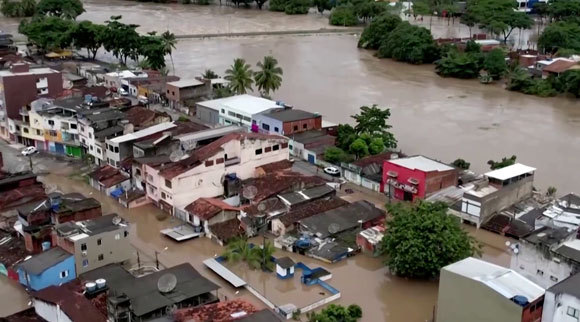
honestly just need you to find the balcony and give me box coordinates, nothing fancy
[224,157,240,167]
[19,107,29,116]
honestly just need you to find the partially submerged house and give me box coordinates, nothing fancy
[17,247,76,291]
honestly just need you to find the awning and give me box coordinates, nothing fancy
[110,187,124,199]
[160,225,201,241]
[203,258,246,288]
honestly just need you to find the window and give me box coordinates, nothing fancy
[70,123,77,129]
[289,145,293,150]
[274,127,279,133]
[114,146,119,153]
[568,306,580,318]
[228,111,235,117]
[36,129,42,135]
[262,123,270,131]
[550,275,559,282]
[60,270,69,278]
[136,168,142,176]
[88,133,92,139]
[96,148,101,154]
[273,144,279,151]
[167,89,169,94]
[255,148,262,155]
[98,254,104,261]
[97,238,102,246]
[165,179,172,188]
[80,126,85,132]
[303,124,307,129]
[537,269,544,276]
[172,91,175,95]
[15,125,20,131]
[161,192,166,199]
[82,259,89,267]
[243,116,251,122]
[293,125,298,131]
[23,128,28,133]
[221,109,225,114]
[90,145,93,151]
[48,120,54,126]
[235,113,243,119]
[115,234,120,240]
[81,243,87,251]
[124,231,128,238]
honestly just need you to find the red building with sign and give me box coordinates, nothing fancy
[382,155,458,201]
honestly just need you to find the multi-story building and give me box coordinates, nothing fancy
[252,108,322,135]
[460,163,536,227]
[16,247,76,291]
[77,107,127,165]
[437,257,545,322]
[53,214,131,275]
[543,272,580,322]
[35,105,83,157]
[195,94,281,128]
[382,155,457,202]
[0,63,62,141]
[145,132,289,217]
[166,79,211,112]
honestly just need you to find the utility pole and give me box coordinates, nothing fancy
[28,155,33,172]
[155,250,159,270]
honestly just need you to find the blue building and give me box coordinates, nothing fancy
[275,256,295,279]
[17,247,76,291]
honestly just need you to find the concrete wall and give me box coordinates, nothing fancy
[252,114,283,134]
[425,169,457,196]
[33,299,74,322]
[466,176,534,224]
[196,105,220,125]
[73,226,131,275]
[282,116,322,136]
[543,292,580,322]
[437,268,524,322]
[18,255,76,291]
[511,242,577,288]
[1,69,62,119]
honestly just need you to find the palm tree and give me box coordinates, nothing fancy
[256,240,276,271]
[161,31,177,75]
[254,56,283,98]
[201,69,219,79]
[222,238,261,270]
[224,58,254,95]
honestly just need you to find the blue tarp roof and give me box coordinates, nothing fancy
[110,187,124,198]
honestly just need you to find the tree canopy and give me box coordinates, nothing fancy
[452,158,471,170]
[379,201,480,279]
[487,155,517,169]
[538,21,580,54]
[1,0,36,17]
[225,58,254,94]
[19,17,75,52]
[436,51,482,79]
[378,22,440,64]
[101,16,141,64]
[463,0,533,43]
[329,5,359,26]
[306,304,363,322]
[351,104,397,148]
[358,13,402,49]
[483,48,507,79]
[254,56,283,97]
[69,21,106,60]
[36,0,85,19]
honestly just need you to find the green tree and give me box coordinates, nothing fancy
[465,0,533,43]
[558,70,580,97]
[538,21,580,54]
[19,17,75,52]
[324,147,348,164]
[202,69,219,79]
[224,58,254,94]
[547,186,557,197]
[452,158,470,170]
[1,0,35,17]
[349,138,369,159]
[548,0,580,21]
[214,86,234,98]
[307,304,363,322]
[255,0,267,9]
[139,33,167,70]
[161,31,177,75]
[483,48,507,80]
[254,56,283,97]
[284,0,311,14]
[369,137,384,155]
[222,238,261,270]
[358,13,402,49]
[378,22,440,64]
[269,0,288,11]
[257,240,276,271]
[102,16,141,64]
[435,52,481,79]
[312,0,332,14]
[355,0,388,22]
[464,40,481,53]
[379,201,480,279]
[69,21,106,60]
[329,5,358,26]
[351,104,397,148]
[487,155,517,170]
[36,0,85,19]
[460,11,478,37]
[336,124,357,151]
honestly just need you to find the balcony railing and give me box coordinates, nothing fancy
[224,157,240,167]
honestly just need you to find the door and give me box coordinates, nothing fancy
[55,143,65,154]
[307,154,315,164]
[404,191,413,201]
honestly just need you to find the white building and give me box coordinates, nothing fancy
[195,94,281,128]
[144,132,289,217]
[543,272,580,322]
[511,226,580,289]
[77,108,127,165]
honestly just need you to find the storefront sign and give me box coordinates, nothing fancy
[386,178,418,194]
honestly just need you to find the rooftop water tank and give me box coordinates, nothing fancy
[512,295,529,307]
[96,278,106,289]
[85,282,96,292]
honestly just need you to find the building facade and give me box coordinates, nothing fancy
[252,108,322,135]
[382,155,457,201]
[166,79,211,111]
[16,247,76,291]
[543,273,580,322]
[195,95,280,128]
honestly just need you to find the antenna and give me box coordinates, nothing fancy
[169,149,185,162]
[242,185,258,203]
[157,273,177,293]
[328,223,340,235]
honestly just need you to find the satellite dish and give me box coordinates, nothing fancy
[169,149,185,162]
[257,203,267,212]
[242,185,258,201]
[157,273,177,293]
[328,223,340,234]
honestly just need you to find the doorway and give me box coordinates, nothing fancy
[404,191,413,201]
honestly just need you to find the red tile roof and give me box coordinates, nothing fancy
[544,60,578,74]
[208,218,244,242]
[0,183,46,212]
[255,159,293,174]
[352,151,405,168]
[88,166,128,188]
[160,132,288,179]
[174,299,259,322]
[2,308,45,322]
[32,281,107,322]
[241,171,327,203]
[280,197,350,227]
[124,106,160,128]
[185,198,240,220]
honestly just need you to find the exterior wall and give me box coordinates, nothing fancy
[103,178,131,196]
[465,176,534,224]
[252,114,284,134]
[72,226,131,275]
[170,138,289,210]
[511,241,577,288]
[543,292,580,322]
[167,83,210,106]
[33,299,74,322]
[383,162,427,201]
[195,105,220,125]
[437,268,524,322]
[145,165,162,203]
[0,69,62,120]
[55,206,102,225]
[424,169,457,196]
[282,117,321,135]
[18,256,75,291]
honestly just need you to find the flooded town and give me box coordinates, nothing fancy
[0,0,579,321]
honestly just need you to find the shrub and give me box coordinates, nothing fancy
[284,0,310,14]
[269,0,288,11]
[329,5,358,26]
[435,52,481,79]
[358,13,401,49]
[378,22,439,64]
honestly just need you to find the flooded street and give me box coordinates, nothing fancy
[0,275,30,317]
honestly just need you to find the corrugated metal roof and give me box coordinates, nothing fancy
[388,156,454,172]
[203,258,246,287]
[109,122,176,143]
[444,257,544,301]
[485,163,536,181]
[197,94,279,114]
